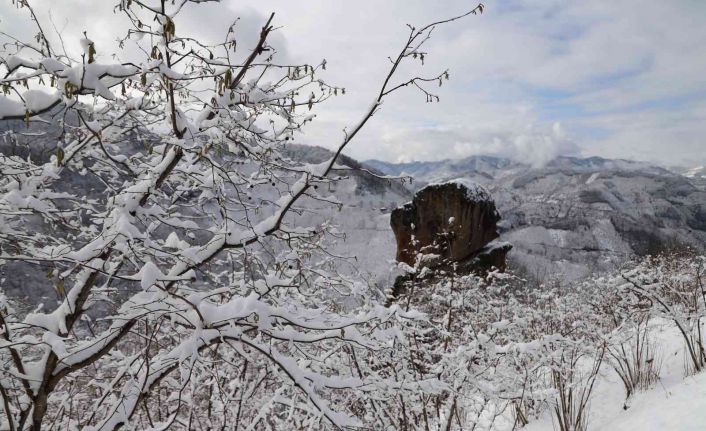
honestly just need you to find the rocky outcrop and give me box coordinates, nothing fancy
[390,179,511,272]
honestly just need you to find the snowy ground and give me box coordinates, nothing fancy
[524,320,706,431]
[590,372,706,431]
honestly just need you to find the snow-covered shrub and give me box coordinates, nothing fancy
[0,1,486,429]
[386,269,610,430]
[547,341,605,431]
[390,252,706,431]
[573,272,662,401]
[614,250,706,375]
[607,317,662,402]
[509,284,607,431]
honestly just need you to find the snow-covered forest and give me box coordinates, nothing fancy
[1,1,705,430]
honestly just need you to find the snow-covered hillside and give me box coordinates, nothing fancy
[677,165,706,191]
[281,144,412,290]
[682,165,706,179]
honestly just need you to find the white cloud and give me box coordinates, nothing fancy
[1,0,704,167]
[372,121,578,167]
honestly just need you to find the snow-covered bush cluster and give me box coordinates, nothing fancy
[389,249,705,430]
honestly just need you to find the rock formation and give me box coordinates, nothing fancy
[390,179,511,272]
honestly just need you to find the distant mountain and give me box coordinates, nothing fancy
[365,155,706,281]
[683,165,706,178]
[675,165,706,191]
[365,155,515,185]
[366,155,672,184]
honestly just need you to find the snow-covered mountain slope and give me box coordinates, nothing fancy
[684,165,706,179]
[366,155,706,281]
[0,133,412,304]
[673,165,706,191]
[281,144,412,289]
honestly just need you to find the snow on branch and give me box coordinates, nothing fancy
[0,0,486,429]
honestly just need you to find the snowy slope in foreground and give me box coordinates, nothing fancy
[592,373,706,431]
[525,321,706,431]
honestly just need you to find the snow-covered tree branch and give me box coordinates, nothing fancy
[0,0,485,429]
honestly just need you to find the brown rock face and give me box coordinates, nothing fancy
[390,180,510,271]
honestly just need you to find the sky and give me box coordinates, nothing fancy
[2,0,705,168]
